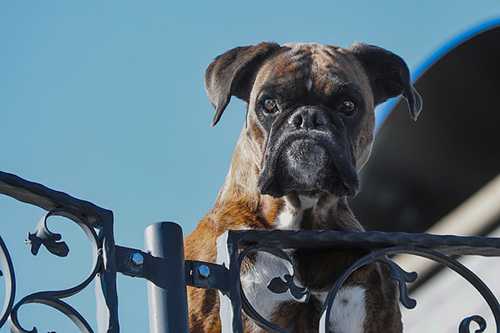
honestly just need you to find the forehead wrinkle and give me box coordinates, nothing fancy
[312,47,348,78]
[310,45,368,97]
[277,48,311,80]
[252,43,371,105]
[253,51,310,100]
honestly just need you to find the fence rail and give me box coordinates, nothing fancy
[0,170,499,332]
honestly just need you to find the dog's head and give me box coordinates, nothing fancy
[206,42,421,199]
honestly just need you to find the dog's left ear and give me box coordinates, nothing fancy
[348,43,423,120]
[205,42,281,126]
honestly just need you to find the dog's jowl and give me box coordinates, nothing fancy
[184,42,422,333]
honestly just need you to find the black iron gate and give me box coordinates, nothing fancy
[0,170,499,332]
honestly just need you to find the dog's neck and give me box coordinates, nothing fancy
[215,130,261,207]
[273,193,364,231]
[213,131,364,232]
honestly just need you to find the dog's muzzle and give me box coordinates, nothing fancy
[258,106,360,198]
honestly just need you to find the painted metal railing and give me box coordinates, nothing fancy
[0,170,499,332]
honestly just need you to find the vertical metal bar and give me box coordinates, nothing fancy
[216,231,244,333]
[145,222,189,333]
[95,210,120,333]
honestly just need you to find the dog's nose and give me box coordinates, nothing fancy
[289,107,328,130]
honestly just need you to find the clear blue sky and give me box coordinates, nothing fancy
[1,1,499,331]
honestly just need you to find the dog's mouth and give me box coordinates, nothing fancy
[258,134,359,198]
[283,139,328,187]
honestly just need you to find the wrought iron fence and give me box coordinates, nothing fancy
[0,170,499,332]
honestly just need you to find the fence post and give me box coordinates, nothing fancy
[145,222,189,333]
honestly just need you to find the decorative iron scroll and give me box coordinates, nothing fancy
[0,236,15,328]
[237,243,310,333]
[0,171,119,332]
[1,170,500,332]
[9,208,101,333]
[214,230,500,333]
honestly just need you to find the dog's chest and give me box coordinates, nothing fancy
[240,251,367,333]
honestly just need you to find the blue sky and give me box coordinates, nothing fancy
[1,1,499,331]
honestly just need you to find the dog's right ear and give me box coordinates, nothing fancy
[348,43,423,121]
[205,42,281,126]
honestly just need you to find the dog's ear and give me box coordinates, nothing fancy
[348,43,423,120]
[205,42,281,126]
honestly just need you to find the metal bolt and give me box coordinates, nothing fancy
[130,252,144,267]
[196,265,210,279]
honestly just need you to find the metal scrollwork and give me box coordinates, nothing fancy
[318,246,500,333]
[214,230,500,333]
[0,171,121,331]
[376,257,418,309]
[0,236,16,328]
[237,243,309,333]
[8,208,102,333]
[26,211,70,257]
[2,170,500,332]
[459,315,487,333]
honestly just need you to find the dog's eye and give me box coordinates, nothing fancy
[341,100,355,114]
[263,99,279,113]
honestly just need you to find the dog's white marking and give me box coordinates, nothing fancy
[275,208,300,230]
[316,286,367,333]
[274,197,301,230]
[274,196,317,230]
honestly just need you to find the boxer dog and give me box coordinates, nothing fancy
[185,42,422,332]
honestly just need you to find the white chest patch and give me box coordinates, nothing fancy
[316,286,367,333]
[274,208,301,230]
[241,251,367,332]
[274,195,318,230]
